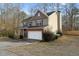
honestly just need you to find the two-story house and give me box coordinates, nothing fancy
[19,10,62,40]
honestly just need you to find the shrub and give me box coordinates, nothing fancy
[42,32,58,42]
[0,30,17,39]
[19,35,23,39]
[8,32,15,39]
[0,30,8,37]
[56,31,63,36]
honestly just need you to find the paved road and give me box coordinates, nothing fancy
[0,41,32,56]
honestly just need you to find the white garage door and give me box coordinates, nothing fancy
[28,31,42,40]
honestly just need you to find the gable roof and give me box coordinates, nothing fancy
[35,10,57,17]
[35,10,48,17]
[37,10,56,16]
[22,10,60,22]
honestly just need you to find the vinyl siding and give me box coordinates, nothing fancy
[43,19,48,26]
[47,12,62,33]
[48,12,58,33]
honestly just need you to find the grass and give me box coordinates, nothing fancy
[7,35,79,56]
[63,31,79,35]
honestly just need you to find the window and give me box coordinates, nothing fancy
[29,23,32,26]
[38,13,40,16]
[28,22,32,27]
[36,20,42,26]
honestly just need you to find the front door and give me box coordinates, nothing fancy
[24,29,27,37]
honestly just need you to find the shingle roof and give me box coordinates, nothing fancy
[22,10,60,22]
[22,16,32,22]
[47,11,60,16]
[46,11,55,16]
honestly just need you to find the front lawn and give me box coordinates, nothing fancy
[7,35,79,56]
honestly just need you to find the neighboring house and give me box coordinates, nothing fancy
[19,10,62,40]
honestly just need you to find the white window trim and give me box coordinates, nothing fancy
[36,20,42,26]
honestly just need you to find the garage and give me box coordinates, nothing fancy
[27,30,42,40]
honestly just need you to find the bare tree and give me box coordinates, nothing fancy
[28,3,55,16]
[0,3,27,37]
[65,3,79,30]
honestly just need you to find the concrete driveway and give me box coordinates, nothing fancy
[0,41,32,49]
[0,37,32,56]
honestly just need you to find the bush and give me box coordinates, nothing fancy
[0,30,8,37]
[8,34,14,39]
[0,30,17,39]
[8,32,15,39]
[56,31,63,36]
[19,35,23,39]
[42,32,58,42]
